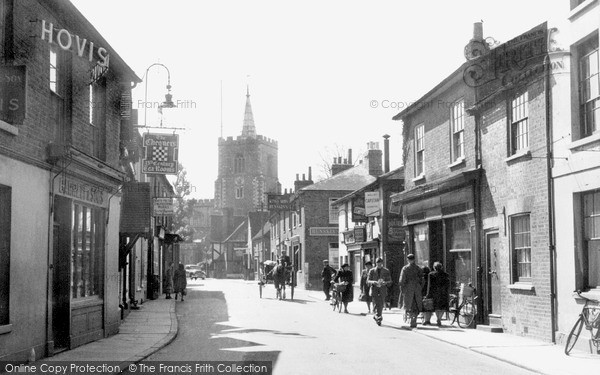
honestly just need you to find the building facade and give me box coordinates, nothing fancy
[0,0,139,361]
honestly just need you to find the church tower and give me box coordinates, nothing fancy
[214,87,280,216]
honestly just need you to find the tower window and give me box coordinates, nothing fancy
[234,154,245,174]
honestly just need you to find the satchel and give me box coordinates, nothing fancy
[422,297,434,312]
[182,288,187,296]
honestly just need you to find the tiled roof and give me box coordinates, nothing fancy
[300,164,377,192]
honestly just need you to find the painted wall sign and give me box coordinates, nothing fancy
[142,133,179,175]
[267,194,291,211]
[365,191,380,217]
[0,65,26,124]
[40,20,109,67]
[309,227,338,236]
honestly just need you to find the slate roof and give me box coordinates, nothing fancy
[300,163,377,192]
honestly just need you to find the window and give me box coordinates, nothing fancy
[89,80,106,159]
[579,35,599,138]
[329,242,339,269]
[234,154,245,174]
[235,186,243,199]
[414,124,425,176]
[511,214,531,282]
[582,190,600,288]
[71,203,104,299]
[510,91,529,154]
[0,185,11,326]
[329,198,340,224]
[451,100,465,162]
[50,47,58,93]
[0,0,6,59]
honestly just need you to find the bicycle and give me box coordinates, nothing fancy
[449,284,478,328]
[564,290,600,355]
[331,283,345,313]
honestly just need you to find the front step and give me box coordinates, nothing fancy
[477,324,504,333]
[489,314,503,327]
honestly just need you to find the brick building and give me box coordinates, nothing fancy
[0,0,140,361]
[392,22,555,340]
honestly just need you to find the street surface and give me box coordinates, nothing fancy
[140,279,537,375]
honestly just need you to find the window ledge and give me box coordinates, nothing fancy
[574,289,600,301]
[505,150,531,163]
[0,324,13,335]
[568,132,600,150]
[412,174,426,183]
[508,283,535,291]
[448,157,466,169]
[0,120,19,136]
[569,0,598,20]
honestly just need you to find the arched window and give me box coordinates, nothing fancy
[234,154,245,174]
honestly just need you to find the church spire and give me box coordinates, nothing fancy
[241,85,256,138]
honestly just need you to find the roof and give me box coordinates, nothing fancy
[333,166,404,206]
[223,219,247,243]
[248,211,270,238]
[252,221,270,241]
[299,163,377,192]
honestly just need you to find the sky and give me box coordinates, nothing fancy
[70,0,566,199]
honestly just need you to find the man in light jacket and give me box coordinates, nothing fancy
[367,257,392,326]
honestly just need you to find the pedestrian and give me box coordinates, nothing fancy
[399,254,423,328]
[367,257,392,326]
[321,260,336,301]
[164,262,174,299]
[333,263,353,313]
[426,262,451,327]
[360,261,373,313]
[173,263,187,301]
[421,263,432,325]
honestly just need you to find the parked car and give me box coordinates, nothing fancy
[184,264,206,280]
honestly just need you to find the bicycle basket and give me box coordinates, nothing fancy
[335,283,347,293]
[586,305,600,329]
[460,283,475,297]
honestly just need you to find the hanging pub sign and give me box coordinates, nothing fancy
[0,65,26,125]
[352,196,367,223]
[153,197,174,216]
[267,194,290,211]
[142,133,179,175]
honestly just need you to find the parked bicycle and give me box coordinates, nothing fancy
[564,290,600,355]
[449,283,478,328]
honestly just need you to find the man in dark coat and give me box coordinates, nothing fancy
[367,257,392,326]
[321,260,336,301]
[400,254,423,328]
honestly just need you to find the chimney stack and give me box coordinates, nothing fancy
[294,167,314,191]
[364,141,383,177]
[383,134,390,173]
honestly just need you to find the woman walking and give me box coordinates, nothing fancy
[426,262,450,326]
[164,262,174,299]
[360,261,373,313]
[334,263,354,313]
[173,263,187,301]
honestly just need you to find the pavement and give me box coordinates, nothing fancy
[32,283,599,375]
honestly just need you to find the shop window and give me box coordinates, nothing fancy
[329,198,340,224]
[510,91,529,155]
[578,34,599,138]
[71,203,104,299]
[581,190,600,289]
[450,99,465,162]
[413,223,429,265]
[234,154,245,174]
[414,124,425,176]
[0,185,11,326]
[0,0,8,59]
[511,214,531,283]
[446,216,472,289]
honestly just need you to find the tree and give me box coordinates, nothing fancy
[317,143,364,180]
[171,163,195,241]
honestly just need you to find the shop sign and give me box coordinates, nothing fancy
[0,65,26,125]
[388,218,405,243]
[365,191,380,216]
[120,182,151,235]
[309,227,338,236]
[268,194,290,211]
[354,226,366,243]
[40,20,109,67]
[153,197,173,216]
[142,133,179,175]
[56,175,107,206]
[352,196,367,222]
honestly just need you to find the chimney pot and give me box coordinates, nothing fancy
[473,21,483,41]
[296,173,299,181]
[308,166,312,181]
[302,173,305,180]
[348,149,353,164]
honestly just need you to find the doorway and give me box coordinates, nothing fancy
[485,232,501,317]
[52,196,71,351]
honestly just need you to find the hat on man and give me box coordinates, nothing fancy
[323,259,329,264]
[365,261,373,266]
[375,257,384,263]
[407,254,415,260]
[341,263,350,268]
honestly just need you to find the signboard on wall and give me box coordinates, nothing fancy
[142,133,179,175]
[365,191,380,217]
[153,198,174,216]
[0,65,26,125]
[267,194,290,211]
[309,227,338,236]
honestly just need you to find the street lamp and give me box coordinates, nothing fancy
[142,63,175,127]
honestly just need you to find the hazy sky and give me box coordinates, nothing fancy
[70,0,565,198]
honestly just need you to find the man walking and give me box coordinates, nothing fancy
[400,254,423,328]
[367,257,392,326]
[321,260,336,301]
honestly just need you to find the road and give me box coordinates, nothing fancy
[140,279,537,375]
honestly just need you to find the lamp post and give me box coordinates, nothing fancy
[143,63,175,127]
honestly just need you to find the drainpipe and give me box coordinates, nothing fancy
[544,50,557,344]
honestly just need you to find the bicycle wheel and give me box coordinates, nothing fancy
[338,298,343,313]
[458,300,476,328]
[259,283,263,298]
[565,316,584,355]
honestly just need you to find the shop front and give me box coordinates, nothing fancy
[344,226,380,284]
